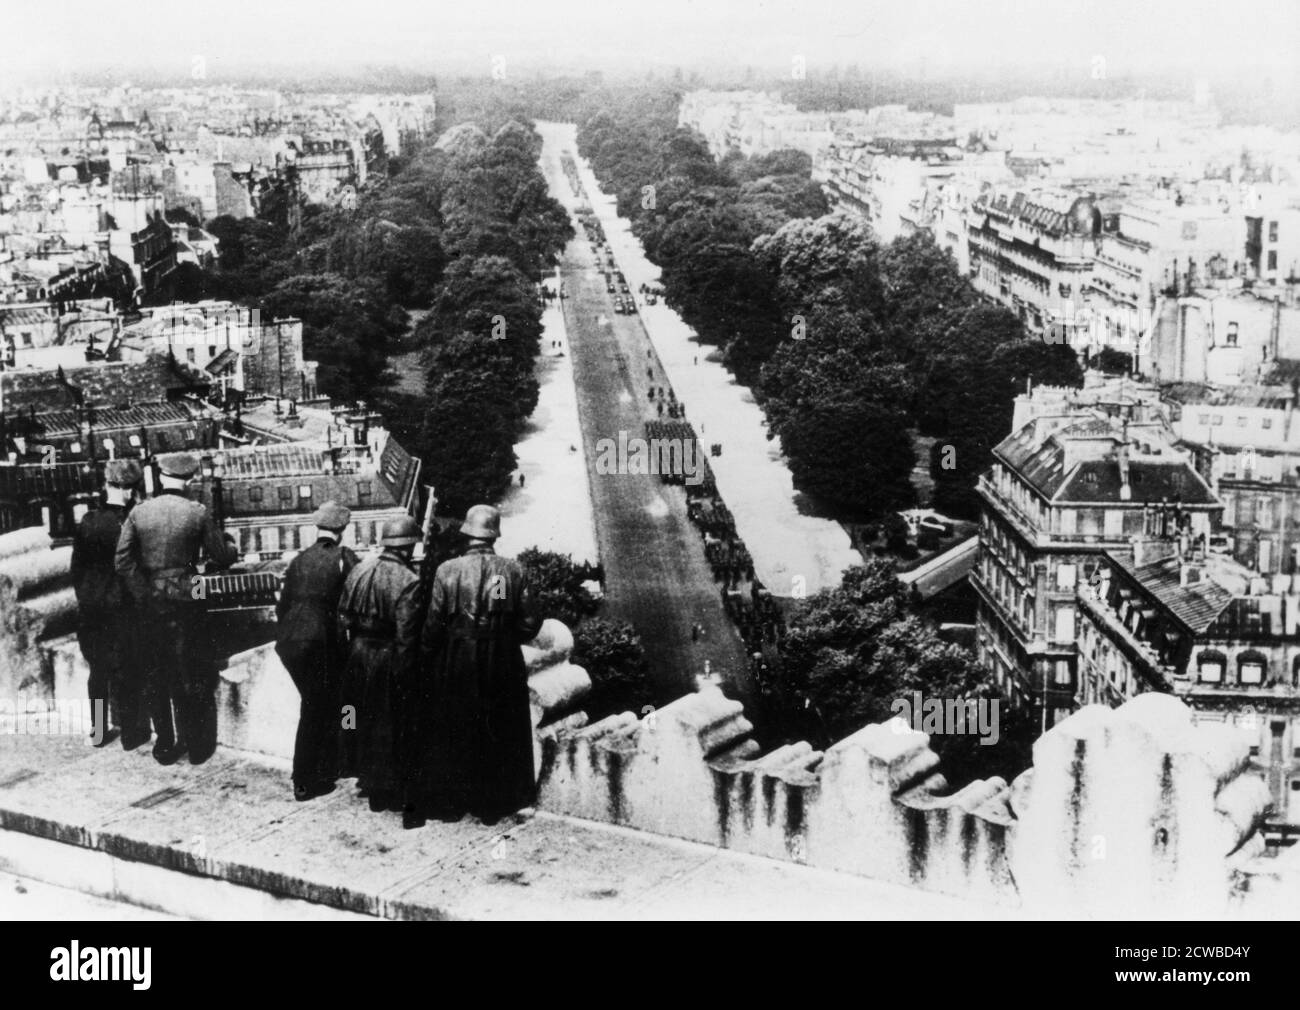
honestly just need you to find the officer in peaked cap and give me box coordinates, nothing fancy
[157,452,200,480]
[115,450,237,765]
[405,504,540,828]
[275,501,360,801]
[71,458,147,750]
[337,514,423,813]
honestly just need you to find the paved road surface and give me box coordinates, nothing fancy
[538,121,862,597]
[538,133,755,714]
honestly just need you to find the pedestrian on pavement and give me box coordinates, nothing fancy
[115,453,238,765]
[519,472,526,487]
[275,502,359,801]
[72,459,148,750]
[337,516,423,813]
[406,505,542,828]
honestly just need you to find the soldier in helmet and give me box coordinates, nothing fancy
[115,452,238,765]
[337,515,422,813]
[71,458,149,750]
[405,504,541,828]
[275,501,359,801]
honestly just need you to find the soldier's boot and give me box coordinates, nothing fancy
[118,672,151,751]
[182,689,219,765]
[86,660,115,748]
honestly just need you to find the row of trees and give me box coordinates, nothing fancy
[575,97,1083,519]
[771,560,1035,784]
[571,88,1055,780]
[180,88,655,723]
[194,118,573,516]
[406,122,572,515]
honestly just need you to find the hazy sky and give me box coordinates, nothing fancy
[5,0,1298,84]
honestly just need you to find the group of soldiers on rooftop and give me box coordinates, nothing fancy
[73,454,544,830]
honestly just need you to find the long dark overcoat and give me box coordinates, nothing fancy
[336,551,421,795]
[408,543,541,817]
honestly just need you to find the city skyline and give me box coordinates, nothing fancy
[3,0,1298,90]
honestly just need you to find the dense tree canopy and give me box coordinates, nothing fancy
[516,549,652,720]
[770,559,1032,784]
[576,93,1085,522]
[194,114,571,524]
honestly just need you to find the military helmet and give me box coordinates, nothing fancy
[380,515,421,547]
[460,504,501,540]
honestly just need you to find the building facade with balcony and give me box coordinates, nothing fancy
[966,188,1103,345]
[1161,382,1300,575]
[1077,534,1300,826]
[974,409,1219,728]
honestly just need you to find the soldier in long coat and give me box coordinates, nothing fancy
[405,505,541,828]
[115,453,238,765]
[275,501,359,801]
[71,459,149,750]
[337,515,422,813]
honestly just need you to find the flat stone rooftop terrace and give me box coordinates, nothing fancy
[0,734,1000,921]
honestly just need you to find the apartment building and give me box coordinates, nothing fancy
[1078,532,1300,826]
[973,395,1219,727]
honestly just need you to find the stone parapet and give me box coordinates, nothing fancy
[4,525,1292,918]
[536,687,1274,916]
[0,528,75,698]
[43,617,591,766]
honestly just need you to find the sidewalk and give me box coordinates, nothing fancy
[0,735,999,920]
[495,278,599,566]
[536,122,862,596]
